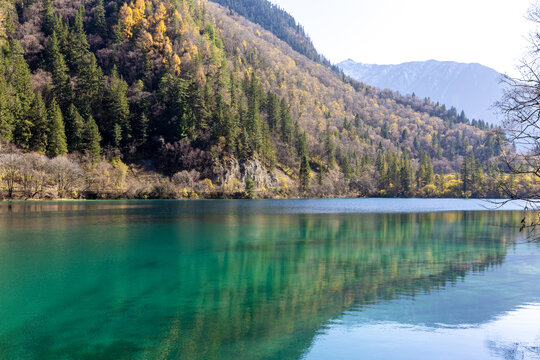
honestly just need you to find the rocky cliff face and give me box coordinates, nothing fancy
[215,158,281,190]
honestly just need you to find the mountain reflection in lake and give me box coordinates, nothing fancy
[0,200,537,359]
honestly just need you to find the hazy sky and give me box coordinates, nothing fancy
[269,0,534,75]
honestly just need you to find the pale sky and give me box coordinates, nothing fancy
[269,0,534,75]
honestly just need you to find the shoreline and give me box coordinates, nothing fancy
[0,195,520,202]
[0,198,528,215]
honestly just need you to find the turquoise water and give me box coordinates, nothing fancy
[0,199,538,359]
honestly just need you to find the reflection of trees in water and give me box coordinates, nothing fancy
[487,340,540,360]
[150,211,521,359]
[0,209,524,360]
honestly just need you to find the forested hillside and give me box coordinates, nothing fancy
[210,0,327,65]
[0,0,534,199]
[339,59,503,125]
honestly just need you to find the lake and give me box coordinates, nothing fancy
[0,199,538,360]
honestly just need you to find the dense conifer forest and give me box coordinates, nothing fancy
[0,0,536,199]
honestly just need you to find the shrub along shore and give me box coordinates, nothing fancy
[1,146,538,201]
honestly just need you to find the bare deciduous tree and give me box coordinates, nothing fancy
[172,170,200,190]
[47,156,84,198]
[19,153,49,199]
[0,153,23,198]
[497,3,540,229]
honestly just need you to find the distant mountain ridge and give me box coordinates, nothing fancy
[338,59,504,124]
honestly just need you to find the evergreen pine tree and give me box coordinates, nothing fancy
[47,32,72,110]
[0,50,14,143]
[68,5,91,72]
[50,14,70,54]
[109,123,119,148]
[105,67,130,146]
[387,152,399,190]
[29,93,48,153]
[7,40,35,149]
[381,122,389,138]
[12,96,33,150]
[82,114,102,158]
[0,84,14,142]
[325,132,335,169]
[299,153,311,193]
[47,99,68,157]
[280,98,293,143]
[245,178,255,199]
[42,0,55,35]
[296,131,307,157]
[425,153,434,184]
[261,122,276,168]
[132,113,148,145]
[461,155,470,193]
[266,92,280,131]
[158,71,189,140]
[64,104,85,152]
[399,153,413,195]
[75,53,103,114]
[246,76,262,153]
[92,0,108,37]
[341,155,353,179]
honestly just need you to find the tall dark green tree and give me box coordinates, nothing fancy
[188,80,211,135]
[261,122,276,168]
[325,132,335,169]
[266,91,280,131]
[299,153,311,193]
[74,53,103,114]
[399,152,413,195]
[42,0,55,35]
[341,155,353,179]
[64,104,85,152]
[296,130,307,157]
[5,38,35,150]
[132,113,149,146]
[12,96,33,150]
[104,68,130,147]
[29,93,49,153]
[92,0,108,37]
[46,99,68,157]
[375,149,388,190]
[280,98,293,143]
[68,5,91,72]
[417,152,434,187]
[461,153,479,194]
[82,114,102,158]
[245,76,263,153]
[157,71,189,141]
[47,32,72,110]
[0,76,14,142]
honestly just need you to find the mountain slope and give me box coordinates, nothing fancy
[0,0,515,198]
[338,59,504,124]
[210,0,329,65]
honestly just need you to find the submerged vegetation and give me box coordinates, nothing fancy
[0,0,536,199]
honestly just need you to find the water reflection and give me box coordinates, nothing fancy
[304,303,540,360]
[0,201,534,359]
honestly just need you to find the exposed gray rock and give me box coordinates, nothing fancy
[215,158,279,190]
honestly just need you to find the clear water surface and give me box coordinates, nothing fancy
[0,199,538,359]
